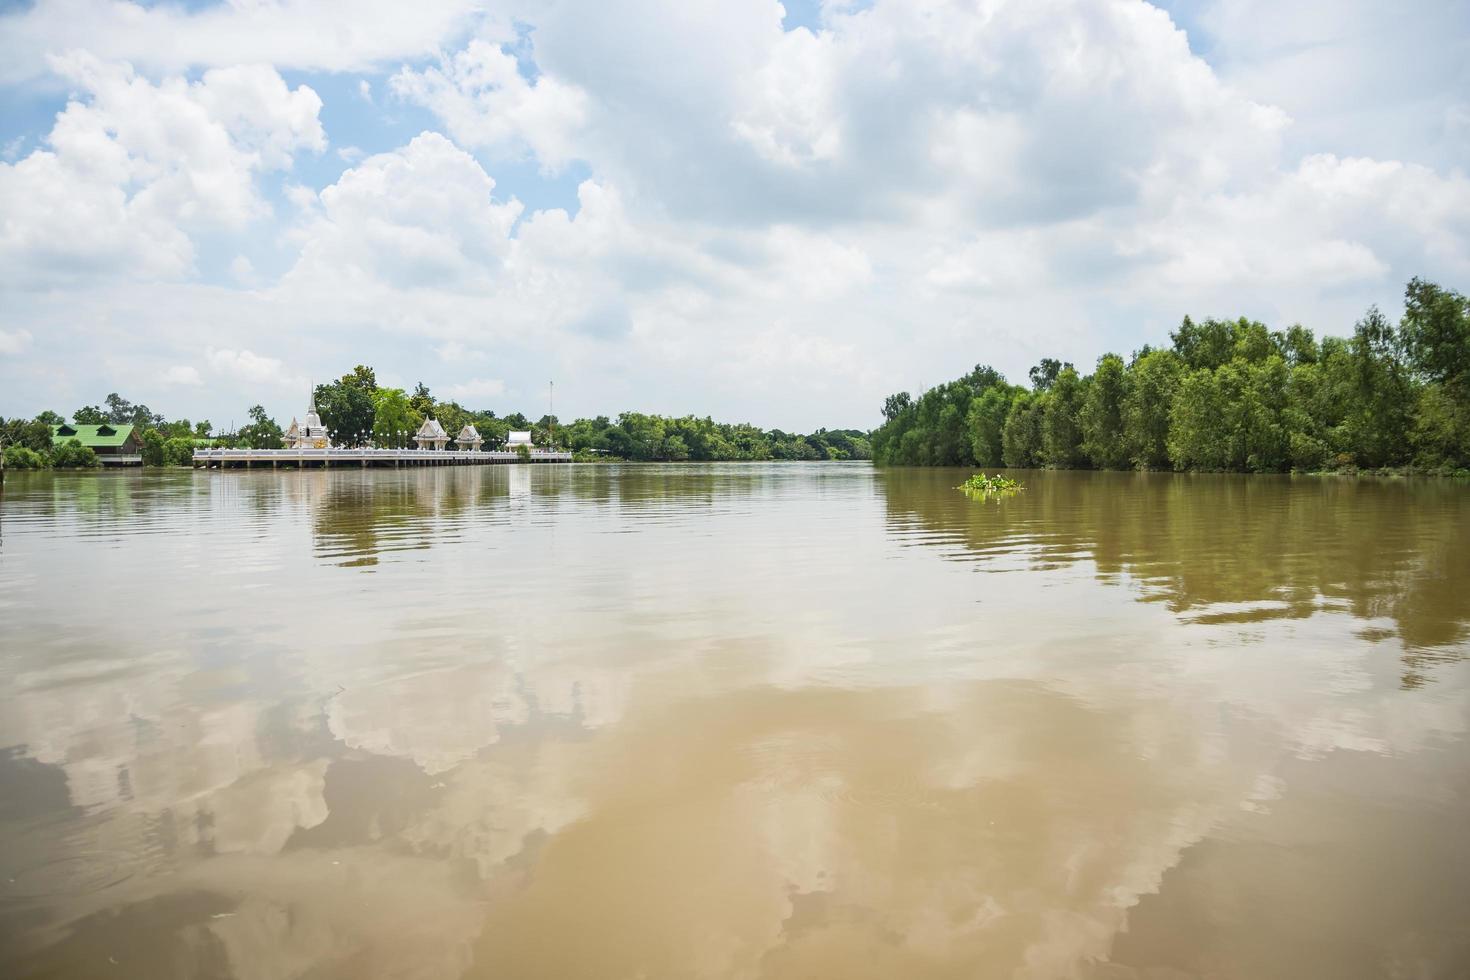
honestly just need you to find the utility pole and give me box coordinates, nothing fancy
[549,380,555,449]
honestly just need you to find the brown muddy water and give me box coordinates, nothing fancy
[0,463,1467,979]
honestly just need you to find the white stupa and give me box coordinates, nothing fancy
[285,392,331,449]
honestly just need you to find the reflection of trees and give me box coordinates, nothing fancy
[878,469,1470,675]
[0,470,282,546]
[304,464,811,566]
[309,469,495,567]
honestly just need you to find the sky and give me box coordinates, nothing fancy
[0,0,1467,432]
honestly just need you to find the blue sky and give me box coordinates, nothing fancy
[1,0,1467,431]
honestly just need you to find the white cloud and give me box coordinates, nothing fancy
[207,348,305,391]
[1,0,1469,431]
[0,327,33,355]
[731,27,842,167]
[160,364,203,386]
[435,341,489,363]
[284,132,522,293]
[0,0,488,83]
[442,377,507,403]
[1175,0,1470,169]
[229,255,258,286]
[0,55,323,285]
[390,39,589,172]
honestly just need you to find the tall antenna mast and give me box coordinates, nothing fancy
[549,380,555,449]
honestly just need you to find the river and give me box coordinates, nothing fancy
[1,464,1467,978]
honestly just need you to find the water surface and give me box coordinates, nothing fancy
[1,465,1467,978]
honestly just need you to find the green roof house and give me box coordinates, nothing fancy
[52,423,144,462]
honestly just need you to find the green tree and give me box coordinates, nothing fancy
[1002,391,1045,468]
[315,381,376,446]
[141,428,166,466]
[1,417,54,453]
[873,367,1004,466]
[51,438,100,468]
[1231,318,1277,364]
[436,402,473,446]
[103,392,163,428]
[1041,367,1087,468]
[1342,307,1414,468]
[1279,325,1319,366]
[882,392,912,423]
[343,365,378,394]
[871,277,1465,474]
[34,410,64,426]
[73,405,107,424]
[409,382,436,418]
[967,384,1024,466]
[1284,361,1329,471]
[371,388,422,448]
[104,392,134,424]
[1400,277,1470,387]
[1029,358,1069,392]
[162,436,195,466]
[1080,353,1129,469]
[1168,368,1230,470]
[1411,382,1470,470]
[1237,356,1292,471]
[1123,348,1183,469]
[1170,316,1235,370]
[238,405,284,450]
[1400,278,1470,469]
[3,445,48,470]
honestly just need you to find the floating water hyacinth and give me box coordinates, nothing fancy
[957,473,1023,496]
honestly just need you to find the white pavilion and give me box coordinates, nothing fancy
[454,424,484,452]
[414,417,450,450]
[284,396,331,449]
[506,431,534,450]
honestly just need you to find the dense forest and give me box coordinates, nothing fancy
[873,278,1470,475]
[1,371,870,468]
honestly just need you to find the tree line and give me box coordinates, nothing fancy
[2,368,871,469]
[303,366,870,461]
[872,278,1470,475]
[1,395,214,470]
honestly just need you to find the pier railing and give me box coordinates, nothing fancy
[193,447,573,468]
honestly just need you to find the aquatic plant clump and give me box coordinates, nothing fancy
[958,473,1023,496]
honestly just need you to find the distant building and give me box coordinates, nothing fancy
[284,396,331,449]
[51,423,143,460]
[454,424,484,452]
[506,431,533,449]
[414,418,450,450]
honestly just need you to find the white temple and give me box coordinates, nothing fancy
[284,394,331,449]
[506,431,534,449]
[454,424,484,452]
[414,417,450,450]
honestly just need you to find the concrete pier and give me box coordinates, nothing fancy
[193,448,572,469]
